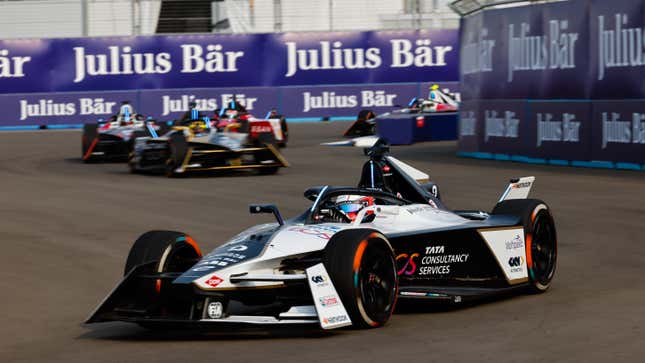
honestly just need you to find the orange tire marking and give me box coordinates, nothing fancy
[353,240,368,272]
[525,233,533,268]
[184,235,202,257]
[83,138,98,160]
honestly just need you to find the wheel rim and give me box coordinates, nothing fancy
[357,241,397,325]
[530,211,557,286]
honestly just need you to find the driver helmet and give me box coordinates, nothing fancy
[189,120,208,134]
[119,101,135,122]
[335,195,375,222]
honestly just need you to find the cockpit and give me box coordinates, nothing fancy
[304,186,408,225]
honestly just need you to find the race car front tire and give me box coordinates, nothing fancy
[124,230,202,277]
[491,199,557,293]
[323,229,398,328]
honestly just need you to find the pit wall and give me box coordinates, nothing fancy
[0,29,458,127]
[458,0,645,169]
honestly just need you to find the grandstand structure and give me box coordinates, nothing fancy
[0,0,459,39]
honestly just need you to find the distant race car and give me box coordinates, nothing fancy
[344,85,459,138]
[81,103,168,162]
[86,139,557,331]
[128,116,288,177]
[212,106,289,148]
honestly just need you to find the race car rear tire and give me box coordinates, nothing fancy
[344,110,376,137]
[124,230,202,277]
[357,109,376,122]
[323,229,398,329]
[127,152,138,174]
[82,123,100,163]
[491,199,557,293]
[278,116,288,148]
[165,132,188,177]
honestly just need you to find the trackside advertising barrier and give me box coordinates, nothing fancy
[458,0,645,170]
[0,30,459,127]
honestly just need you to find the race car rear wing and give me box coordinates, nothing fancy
[498,176,535,202]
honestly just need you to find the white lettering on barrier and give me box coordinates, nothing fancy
[180,44,244,74]
[598,14,645,81]
[536,112,581,147]
[73,46,172,83]
[602,112,645,149]
[507,20,578,82]
[19,100,75,121]
[461,28,496,75]
[390,39,453,68]
[0,49,31,78]
[285,41,382,78]
[484,110,520,142]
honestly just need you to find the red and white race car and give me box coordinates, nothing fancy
[213,108,289,148]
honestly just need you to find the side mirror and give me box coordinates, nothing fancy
[249,204,284,225]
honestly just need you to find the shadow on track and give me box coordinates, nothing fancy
[78,322,336,341]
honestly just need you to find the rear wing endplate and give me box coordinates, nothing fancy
[498,176,535,202]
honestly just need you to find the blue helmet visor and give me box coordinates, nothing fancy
[338,202,364,214]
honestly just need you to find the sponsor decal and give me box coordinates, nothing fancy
[250,125,273,133]
[0,49,32,78]
[601,112,645,149]
[18,98,118,121]
[505,235,524,250]
[459,110,477,137]
[191,252,247,271]
[287,225,342,240]
[484,110,520,141]
[311,275,328,284]
[512,182,531,189]
[319,295,339,307]
[228,245,248,252]
[508,256,525,273]
[461,28,496,76]
[507,20,578,83]
[479,228,528,283]
[597,14,645,81]
[396,245,469,276]
[322,315,348,325]
[301,90,399,113]
[536,112,581,147]
[205,275,223,287]
[207,301,224,319]
[284,38,453,78]
[396,253,419,276]
[405,205,434,214]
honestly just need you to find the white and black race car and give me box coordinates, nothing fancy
[82,102,169,163]
[343,85,459,138]
[86,140,557,330]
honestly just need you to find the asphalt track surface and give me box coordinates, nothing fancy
[1,122,644,362]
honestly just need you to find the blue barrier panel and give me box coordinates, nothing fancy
[457,0,645,167]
